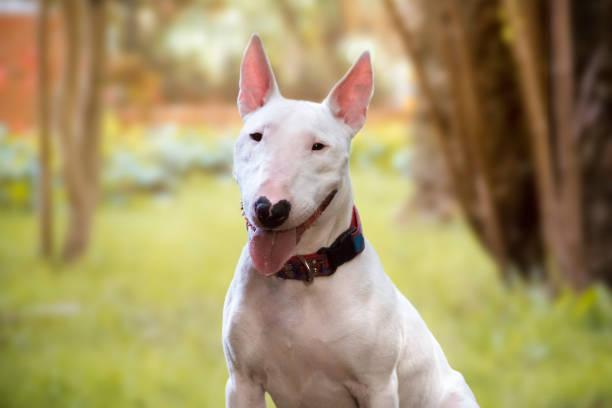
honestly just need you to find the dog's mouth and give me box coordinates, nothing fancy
[245,190,337,276]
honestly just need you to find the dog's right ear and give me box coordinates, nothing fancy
[238,34,280,120]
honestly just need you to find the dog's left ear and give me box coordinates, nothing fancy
[324,51,374,134]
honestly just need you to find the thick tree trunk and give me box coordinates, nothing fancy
[37,0,53,257]
[386,0,541,280]
[388,0,610,289]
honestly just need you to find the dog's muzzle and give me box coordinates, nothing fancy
[242,189,338,237]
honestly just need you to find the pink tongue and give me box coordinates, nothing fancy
[249,228,297,276]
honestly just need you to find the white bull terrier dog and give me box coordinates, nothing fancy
[223,34,478,408]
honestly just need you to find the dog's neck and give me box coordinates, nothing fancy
[294,176,355,255]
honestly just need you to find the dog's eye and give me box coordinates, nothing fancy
[312,143,325,151]
[250,132,262,142]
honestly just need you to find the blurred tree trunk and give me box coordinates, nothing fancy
[506,0,605,289]
[58,0,87,261]
[385,0,540,279]
[382,0,468,223]
[58,0,107,262]
[123,0,140,52]
[387,0,612,289]
[572,0,612,286]
[442,0,509,273]
[503,0,559,284]
[81,0,106,214]
[550,0,587,288]
[274,0,306,92]
[275,0,347,100]
[37,0,53,257]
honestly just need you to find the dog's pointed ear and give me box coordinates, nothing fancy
[324,51,374,133]
[238,34,280,120]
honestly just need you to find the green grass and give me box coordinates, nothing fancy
[1,169,611,408]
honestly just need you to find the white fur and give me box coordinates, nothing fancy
[223,35,478,407]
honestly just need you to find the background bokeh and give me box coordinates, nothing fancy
[1,0,611,407]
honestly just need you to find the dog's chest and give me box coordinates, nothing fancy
[224,273,378,406]
[243,326,360,407]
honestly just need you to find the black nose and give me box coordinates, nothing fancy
[254,196,291,228]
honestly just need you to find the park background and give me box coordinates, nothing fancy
[1,0,611,407]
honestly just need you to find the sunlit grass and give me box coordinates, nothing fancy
[1,169,611,407]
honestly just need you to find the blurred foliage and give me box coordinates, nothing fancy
[0,117,237,208]
[101,117,235,202]
[103,0,410,106]
[1,169,611,407]
[352,119,413,176]
[0,117,412,209]
[0,125,38,209]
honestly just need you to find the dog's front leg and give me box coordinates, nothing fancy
[353,374,400,408]
[225,374,266,408]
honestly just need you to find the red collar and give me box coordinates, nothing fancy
[275,206,365,284]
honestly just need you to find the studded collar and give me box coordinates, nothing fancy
[274,206,365,284]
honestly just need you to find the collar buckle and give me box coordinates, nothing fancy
[297,256,319,285]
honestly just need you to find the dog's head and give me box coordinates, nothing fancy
[234,34,373,276]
